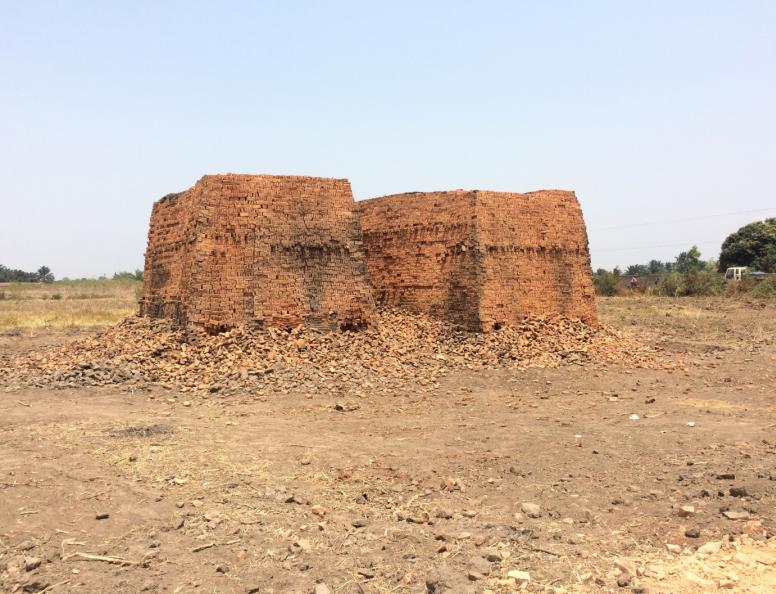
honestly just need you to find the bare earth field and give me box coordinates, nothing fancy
[1,296,775,594]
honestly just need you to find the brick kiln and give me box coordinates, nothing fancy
[140,174,376,332]
[358,189,597,330]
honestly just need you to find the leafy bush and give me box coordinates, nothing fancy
[51,293,62,300]
[682,269,725,296]
[594,270,621,296]
[113,270,143,281]
[723,275,754,297]
[654,272,682,296]
[654,270,724,296]
[750,278,776,299]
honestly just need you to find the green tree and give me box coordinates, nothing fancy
[626,264,650,276]
[647,259,672,274]
[0,264,51,282]
[113,269,144,281]
[674,246,704,273]
[36,266,54,283]
[593,268,621,296]
[719,218,776,273]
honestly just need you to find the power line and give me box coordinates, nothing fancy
[590,207,776,231]
[594,240,721,253]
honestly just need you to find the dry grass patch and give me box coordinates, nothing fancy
[597,295,776,349]
[0,279,140,329]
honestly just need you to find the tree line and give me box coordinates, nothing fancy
[0,266,144,283]
[593,219,776,298]
[0,265,54,283]
[597,218,776,278]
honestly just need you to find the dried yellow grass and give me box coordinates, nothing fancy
[0,279,140,329]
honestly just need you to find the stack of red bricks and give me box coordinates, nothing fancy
[141,175,596,333]
[358,189,597,330]
[141,174,376,332]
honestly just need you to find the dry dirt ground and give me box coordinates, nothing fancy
[1,297,775,594]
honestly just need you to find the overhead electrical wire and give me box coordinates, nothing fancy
[590,207,776,231]
[594,240,721,253]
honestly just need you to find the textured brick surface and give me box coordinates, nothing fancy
[358,189,596,329]
[140,174,375,331]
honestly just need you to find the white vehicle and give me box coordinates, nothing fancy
[724,267,748,281]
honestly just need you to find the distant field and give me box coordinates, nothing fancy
[0,279,141,329]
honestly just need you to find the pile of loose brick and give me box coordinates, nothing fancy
[2,309,672,395]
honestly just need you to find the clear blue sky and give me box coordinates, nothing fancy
[2,1,775,277]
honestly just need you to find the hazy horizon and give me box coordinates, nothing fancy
[2,1,775,278]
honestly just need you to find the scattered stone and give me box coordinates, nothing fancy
[665,543,681,553]
[95,512,110,520]
[677,505,695,517]
[24,557,41,572]
[435,509,453,520]
[357,568,375,579]
[616,574,631,587]
[716,473,735,480]
[314,584,331,594]
[310,505,327,517]
[293,539,312,552]
[521,502,542,518]
[17,541,35,552]
[697,541,722,555]
[685,527,701,538]
[722,510,750,520]
[507,569,530,583]
[215,564,228,573]
[614,558,636,577]
[406,512,430,524]
[482,549,502,563]
[729,487,748,497]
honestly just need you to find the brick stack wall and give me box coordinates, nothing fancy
[141,191,199,325]
[475,190,597,328]
[358,189,596,330]
[356,191,481,328]
[141,174,375,331]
